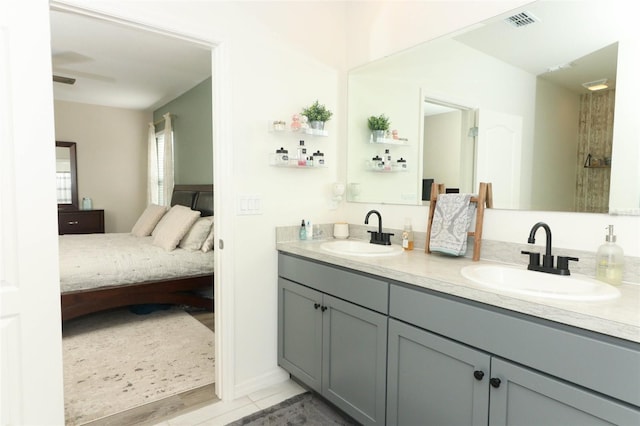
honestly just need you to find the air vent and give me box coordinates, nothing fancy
[53,75,76,85]
[504,11,540,28]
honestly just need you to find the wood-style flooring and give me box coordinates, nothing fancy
[75,309,217,426]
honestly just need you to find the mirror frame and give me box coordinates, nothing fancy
[56,141,79,211]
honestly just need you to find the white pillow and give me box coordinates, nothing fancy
[179,217,214,251]
[152,205,201,251]
[201,223,215,252]
[131,204,167,237]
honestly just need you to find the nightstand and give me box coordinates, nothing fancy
[58,210,105,235]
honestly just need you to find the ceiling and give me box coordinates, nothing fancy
[453,1,621,94]
[50,9,212,111]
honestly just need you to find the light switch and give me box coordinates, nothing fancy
[237,194,262,215]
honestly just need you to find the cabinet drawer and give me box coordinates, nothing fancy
[278,253,388,314]
[58,210,105,234]
[390,283,640,407]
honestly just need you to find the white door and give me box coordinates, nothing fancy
[476,110,523,209]
[1,0,65,424]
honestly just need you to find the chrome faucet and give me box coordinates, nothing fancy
[521,221,578,275]
[364,210,393,245]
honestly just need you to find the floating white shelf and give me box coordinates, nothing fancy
[268,120,328,137]
[368,136,408,145]
[367,167,409,173]
[269,153,327,168]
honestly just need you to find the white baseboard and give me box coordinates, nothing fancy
[233,367,290,398]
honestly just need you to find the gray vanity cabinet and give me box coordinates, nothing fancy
[389,283,640,426]
[387,317,638,426]
[278,252,639,426]
[387,318,490,426]
[278,278,323,391]
[278,254,389,425]
[489,357,639,426]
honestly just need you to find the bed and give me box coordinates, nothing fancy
[59,185,214,321]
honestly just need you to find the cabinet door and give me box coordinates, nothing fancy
[489,358,640,426]
[277,278,323,392]
[387,319,490,426]
[322,295,388,426]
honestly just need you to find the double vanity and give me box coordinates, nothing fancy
[277,238,640,425]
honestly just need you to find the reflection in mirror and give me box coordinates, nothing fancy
[422,99,476,200]
[347,1,637,213]
[56,141,78,210]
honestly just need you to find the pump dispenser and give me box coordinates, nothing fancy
[596,225,624,285]
[402,218,414,251]
[299,219,306,240]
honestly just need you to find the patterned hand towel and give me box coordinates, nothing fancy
[430,194,476,256]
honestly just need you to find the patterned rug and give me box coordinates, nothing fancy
[227,392,357,426]
[62,307,214,425]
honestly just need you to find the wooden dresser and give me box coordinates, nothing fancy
[58,210,105,235]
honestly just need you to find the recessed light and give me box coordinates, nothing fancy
[582,78,608,91]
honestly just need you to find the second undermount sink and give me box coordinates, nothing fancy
[320,240,403,257]
[461,264,620,302]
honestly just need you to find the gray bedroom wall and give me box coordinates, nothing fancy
[153,77,213,185]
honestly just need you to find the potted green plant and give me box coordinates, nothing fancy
[367,114,390,142]
[302,100,333,130]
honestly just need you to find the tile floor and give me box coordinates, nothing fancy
[155,379,307,426]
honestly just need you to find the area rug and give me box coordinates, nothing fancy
[62,307,214,425]
[227,392,357,426]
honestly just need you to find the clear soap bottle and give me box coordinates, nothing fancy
[596,225,624,285]
[299,219,306,240]
[402,218,414,251]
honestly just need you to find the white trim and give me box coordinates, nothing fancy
[49,1,214,48]
[233,368,290,399]
[48,0,236,403]
[211,39,236,402]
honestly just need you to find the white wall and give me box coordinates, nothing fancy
[424,111,462,187]
[54,100,149,232]
[347,75,421,203]
[530,79,579,211]
[609,36,640,213]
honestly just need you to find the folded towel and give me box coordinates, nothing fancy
[430,193,476,256]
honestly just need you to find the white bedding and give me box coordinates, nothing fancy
[59,233,214,293]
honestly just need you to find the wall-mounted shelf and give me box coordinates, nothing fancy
[269,121,328,137]
[367,168,408,173]
[271,163,327,169]
[269,153,327,168]
[368,136,408,146]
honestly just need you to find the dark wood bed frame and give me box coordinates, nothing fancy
[61,185,214,321]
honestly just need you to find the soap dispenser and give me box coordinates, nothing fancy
[596,225,624,285]
[402,218,414,251]
[299,219,306,240]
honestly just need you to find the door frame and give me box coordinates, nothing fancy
[49,0,236,402]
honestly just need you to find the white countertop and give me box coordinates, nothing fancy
[277,239,640,343]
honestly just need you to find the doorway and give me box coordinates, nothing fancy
[49,3,228,422]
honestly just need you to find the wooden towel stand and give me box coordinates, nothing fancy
[425,182,493,261]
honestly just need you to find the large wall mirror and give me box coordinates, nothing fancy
[347,1,638,214]
[56,141,79,210]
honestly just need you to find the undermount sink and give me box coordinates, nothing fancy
[320,240,403,257]
[461,264,620,302]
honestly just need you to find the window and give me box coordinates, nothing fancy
[56,172,72,203]
[154,131,173,205]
